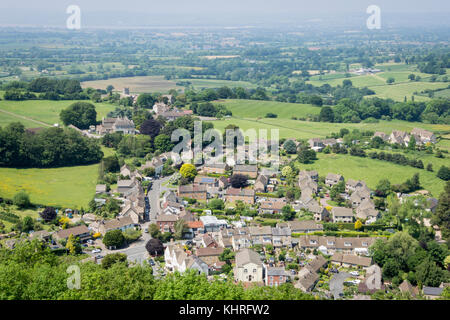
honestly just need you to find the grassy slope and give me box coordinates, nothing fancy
[179,79,257,89]
[0,100,116,127]
[214,99,320,119]
[296,153,446,197]
[0,164,99,208]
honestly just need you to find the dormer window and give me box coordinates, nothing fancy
[310,240,317,245]
[362,242,368,246]
[344,242,352,247]
[327,241,335,246]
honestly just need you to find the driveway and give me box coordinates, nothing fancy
[329,272,352,300]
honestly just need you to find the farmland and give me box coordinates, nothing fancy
[81,76,183,94]
[179,79,257,90]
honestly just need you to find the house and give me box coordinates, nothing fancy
[152,102,169,114]
[96,117,135,135]
[331,207,354,223]
[259,198,286,214]
[234,248,264,283]
[200,216,227,232]
[308,138,324,152]
[271,227,292,248]
[264,266,289,286]
[389,130,410,146]
[117,179,137,195]
[233,164,258,179]
[231,233,252,251]
[325,173,344,187]
[283,220,323,234]
[331,253,372,268]
[297,235,376,254]
[299,170,319,182]
[54,225,91,242]
[119,203,143,224]
[225,188,255,204]
[95,184,107,194]
[218,176,229,189]
[295,267,320,292]
[248,226,273,246]
[356,199,380,224]
[99,216,135,235]
[303,200,329,221]
[178,185,208,201]
[184,220,204,239]
[306,255,327,273]
[422,286,443,299]
[372,131,389,142]
[411,128,436,144]
[254,175,269,193]
[345,179,365,193]
[194,176,218,188]
[201,234,218,248]
[158,110,193,121]
[196,247,224,266]
[399,279,419,297]
[202,163,228,174]
[164,244,209,275]
[141,157,164,176]
[29,230,52,242]
[156,214,179,233]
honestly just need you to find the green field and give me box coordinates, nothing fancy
[367,82,449,102]
[212,117,450,140]
[213,99,320,119]
[0,164,99,208]
[296,153,446,197]
[0,100,116,127]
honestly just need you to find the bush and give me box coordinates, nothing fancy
[103,229,125,248]
[13,191,31,209]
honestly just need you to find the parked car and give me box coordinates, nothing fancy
[144,228,149,233]
[148,259,155,266]
[95,255,104,259]
[349,271,359,276]
[92,249,101,254]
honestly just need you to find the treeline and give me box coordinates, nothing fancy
[318,97,450,124]
[2,78,88,101]
[0,123,103,168]
[0,240,316,300]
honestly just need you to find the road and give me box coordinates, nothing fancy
[329,272,352,300]
[148,175,175,223]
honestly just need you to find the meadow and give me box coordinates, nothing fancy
[0,164,99,209]
[178,79,257,90]
[0,100,117,127]
[81,76,182,94]
[213,99,320,119]
[296,153,447,197]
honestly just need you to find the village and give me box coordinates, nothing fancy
[16,103,447,300]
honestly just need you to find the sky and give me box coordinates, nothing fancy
[0,0,449,28]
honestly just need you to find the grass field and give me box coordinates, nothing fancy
[0,164,99,208]
[296,153,446,197]
[212,117,450,140]
[0,100,116,127]
[81,76,183,94]
[213,99,320,119]
[367,82,449,102]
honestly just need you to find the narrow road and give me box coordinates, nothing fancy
[0,108,52,127]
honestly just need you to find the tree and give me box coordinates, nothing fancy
[174,219,188,240]
[101,253,128,269]
[375,179,391,197]
[386,77,395,84]
[66,234,82,255]
[103,230,125,249]
[297,148,316,164]
[281,166,293,178]
[60,102,97,129]
[426,163,433,172]
[140,118,162,139]
[154,134,174,153]
[408,74,416,81]
[408,135,416,150]
[432,181,450,243]
[209,198,225,210]
[437,166,450,181]
[39,207,57,222]
[354,219,363,230]
[281,205,295,221]
[13,191,31,209]
[230,174,248,188]
[145,238,164,256]
[136,93,156,108]
[179,163,197,180]
[148,223,161,239]
[106,85,114,93]
[319,106,334,122]
[416,258,446,287]
[283,140,297,154]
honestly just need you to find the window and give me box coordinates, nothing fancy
[244,269,248,273]
[310,240,317,245]
[344,242,352,247]
[253,269,257,273]
[362,242,368,246]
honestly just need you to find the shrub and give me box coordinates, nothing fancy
[13,191,31,209]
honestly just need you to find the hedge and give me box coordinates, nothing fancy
[0,211,20,223]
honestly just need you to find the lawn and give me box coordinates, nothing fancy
[367,82,448,102]
[81,76,183,94]
[295,153,446,197]
[213,99,320,119]
[0,164,99,208]
[0,99,116,127]
[0,110,42,128]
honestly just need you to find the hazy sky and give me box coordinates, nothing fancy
[0,0,449,27]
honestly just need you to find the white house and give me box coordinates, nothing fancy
[234,248,264,283]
